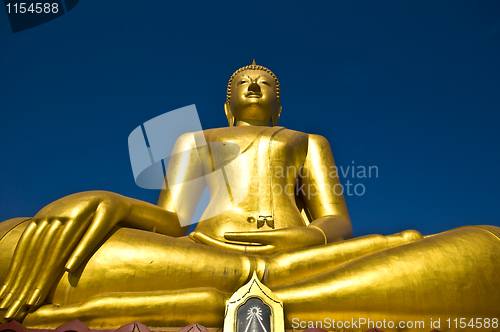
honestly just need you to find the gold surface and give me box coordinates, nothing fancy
[0,62,499,331]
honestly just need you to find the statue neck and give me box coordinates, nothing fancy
[236,119,271,127]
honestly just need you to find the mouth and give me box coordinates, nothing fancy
[245,92,262,98]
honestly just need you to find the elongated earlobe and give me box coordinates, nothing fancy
[271,105,282,127]
[224,102,235,127]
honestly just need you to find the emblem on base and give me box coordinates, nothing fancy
[223,272,284,332]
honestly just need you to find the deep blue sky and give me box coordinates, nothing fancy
[1,1,499,237]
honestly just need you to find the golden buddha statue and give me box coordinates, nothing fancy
[0,61,499,331]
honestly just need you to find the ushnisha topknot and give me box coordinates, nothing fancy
[227,59,280,102]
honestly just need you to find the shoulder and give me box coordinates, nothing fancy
[275,127,310,142]
[307,133,332,150]
[200,127,232,142]
[276,128,329,145]
[304,133,335,165]
[173,130,206,150]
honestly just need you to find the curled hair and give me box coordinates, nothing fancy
[227,62,280,102]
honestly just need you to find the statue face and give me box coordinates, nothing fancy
[229,70,280,125]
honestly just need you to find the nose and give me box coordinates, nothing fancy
[248,81,261,93]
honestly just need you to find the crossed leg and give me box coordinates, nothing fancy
[2,220,499,330]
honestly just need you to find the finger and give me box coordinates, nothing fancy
[244,244,278,255]
[25,215,93,307]
[0,222,37,300]
[190,232,251,251]
[0,220,49,310]
[65,205,118,271]
[191,232,247,251]
[6,220,62,316]
[224,231,281,245]
[191,232,273,253]
[13,304,29,322]
[222,238,264,246]
[0,221,49,309]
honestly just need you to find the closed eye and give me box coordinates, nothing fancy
[260,81,270,86]
[238,80,249,85]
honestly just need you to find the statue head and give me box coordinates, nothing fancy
[225,60,282,127]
